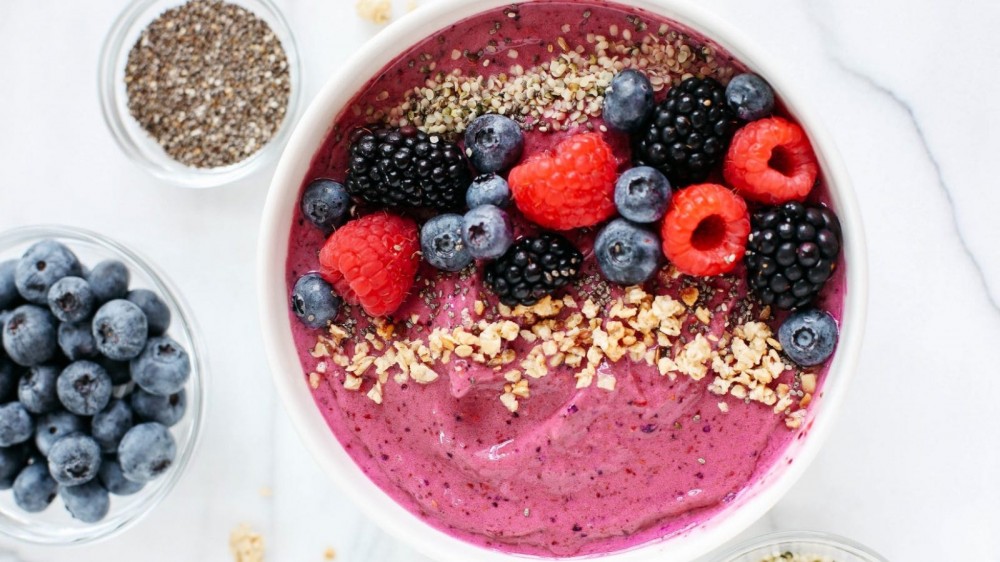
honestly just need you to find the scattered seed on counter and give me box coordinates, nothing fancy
[356,0,391,24]
[229,523,265,562]
[125,0,291,168]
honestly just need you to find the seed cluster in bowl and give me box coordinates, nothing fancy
[124,0,291,168]
[0,240,190,523]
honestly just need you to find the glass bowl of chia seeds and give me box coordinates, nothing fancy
[0,225,206,544]
[716,531,889,562]
[98,0,302,188]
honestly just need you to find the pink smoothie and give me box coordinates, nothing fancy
[284,1,846,557]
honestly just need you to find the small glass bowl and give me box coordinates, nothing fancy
[717,531,889,562]
[98,0,302,188]
[0,225,206,545]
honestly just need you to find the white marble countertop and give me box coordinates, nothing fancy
[1,0,998,560]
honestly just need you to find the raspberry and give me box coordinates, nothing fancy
[508,133,618,230]
[318,213,420,317]
[661,183,750,277]
[723,116,819,204]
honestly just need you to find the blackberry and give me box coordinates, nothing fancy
[633,77,738,186]
[484,233,583,307]
[345,126,471,210]
[745,202,842,310]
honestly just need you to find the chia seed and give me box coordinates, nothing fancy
[124,0,291,168]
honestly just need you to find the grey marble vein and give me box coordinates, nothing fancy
[801,2,1000,315]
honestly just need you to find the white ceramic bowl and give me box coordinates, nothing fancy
[257,1,868,560]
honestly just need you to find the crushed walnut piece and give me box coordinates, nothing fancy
[355,0,391,24]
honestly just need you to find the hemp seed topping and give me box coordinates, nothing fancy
[125,0,291,168]
[384,24,734,135]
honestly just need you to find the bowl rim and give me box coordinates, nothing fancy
[716,530,890,561]
[97,0,303,189]
[256,0,869,560]
[0,224,207,545]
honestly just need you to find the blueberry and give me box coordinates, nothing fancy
[465,174,512,209]
[603,69,655,132]
[0,444,29,489]
[18,365,61,414]
[58,321,98,361]
[462,205,513,260]
[57,361,112,416]
[60,479,110,523]
[130,337,190,396]
[614,166,672,223]
[12,462,57,513]
[778,309,839,367]
[2,304,58,366]
[118,422,176,483]
[126,289,170,336]
[99,357,132,386]
[0,402,34,447]
[0,260,19,310]
[45,276,95,324]
[91,400,134,453]
[301,179,351,232]
[87,260,130,303]
[464,114,524,173]
[130,388,186,427]
[725,73,775,121]
[35,411,84,456]
[291,274,342,329]
[0,357,19,402]
[92,299,148,361]
[594,219,663,286]
[420,214,473,272]
[47,434,101,485]
[98,457,144,496]
[14,240,83,304]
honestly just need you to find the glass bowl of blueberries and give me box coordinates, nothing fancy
[0,225,204,544]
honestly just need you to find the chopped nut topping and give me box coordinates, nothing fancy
[308,283,816,424]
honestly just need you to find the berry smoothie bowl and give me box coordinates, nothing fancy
[257,1,867,560]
